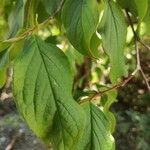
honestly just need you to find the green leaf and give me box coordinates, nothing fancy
[76,102,115,150]
[62,0,100,58]
[9,40,25,61]
[0,42,11,53]
[98,0,127,83]
[7,0,26,38]
[65,45,84,78]
[105,111,116,134]
[13,36,86,148]
[103,90,117,111]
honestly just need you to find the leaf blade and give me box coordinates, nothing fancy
[76,102,115,150]
[98,1,127,83]
[13,36,85,148]
[62,0,100,58]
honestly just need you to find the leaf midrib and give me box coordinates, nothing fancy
[35,38,79,149]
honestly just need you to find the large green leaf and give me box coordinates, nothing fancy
[13,36,86,148]
[75,102,115,150]
[98,0,127,83]
[62,0,100,58]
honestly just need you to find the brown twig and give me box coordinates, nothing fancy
[125,10,150,52]
[140,68,150,91]
[3,0,64,43]
[138,40,150,51]
[126,10,150,91]
[79,10,150,104]
[79,71,137,104]
[90,75,134,99]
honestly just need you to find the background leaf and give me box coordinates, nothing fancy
[75,102,115,150]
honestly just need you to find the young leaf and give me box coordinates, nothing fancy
[76,102,115,150]
[62,0,100,58]
[13,36,86,148]
[98,0,127,83]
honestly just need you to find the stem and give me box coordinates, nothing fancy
[3,0,64,43]
[126,10,150,91]
[125,10,150,52]
[91,75,134,99]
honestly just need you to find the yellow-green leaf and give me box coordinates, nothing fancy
[13,36,86,148]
